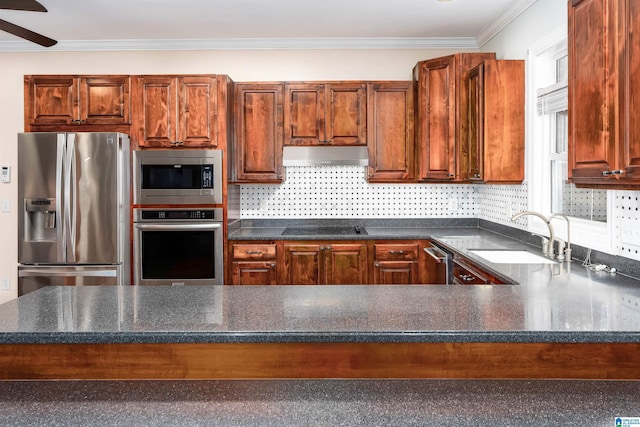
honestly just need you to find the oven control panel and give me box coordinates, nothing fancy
[134,208,223,222]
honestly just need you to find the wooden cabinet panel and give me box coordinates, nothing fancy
[282,241,368,285]
[26,75,130,127]
[326,83,367,145]
[414,53,495,182]
[178,76,217,148]
[134,75,217,148]
[284,82,366,146]
[373,261,419,285]
[619,0,640,182]
[366,82,415,182]
[568,0,617,183]
[234,83,284,182]
[467,60,524,184]
[231,262,277,285]
[283,243,323,285]
[285,84,325,146]
[373,242,421,285]
[325,243,368,285]
[229,243,278,286]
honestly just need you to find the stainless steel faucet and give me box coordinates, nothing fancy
[549,213,571,262]
[511,211,555,258]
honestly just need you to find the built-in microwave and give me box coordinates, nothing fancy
[133,149,223,205]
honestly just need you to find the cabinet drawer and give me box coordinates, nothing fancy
[452,259,489,285]
[374,244,419,260]
[232,244,277,260]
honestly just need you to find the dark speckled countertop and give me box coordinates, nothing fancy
[2,226,640,345]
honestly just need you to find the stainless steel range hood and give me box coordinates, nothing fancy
[282,146,369,167]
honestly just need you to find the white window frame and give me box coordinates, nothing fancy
[526,26,615,255]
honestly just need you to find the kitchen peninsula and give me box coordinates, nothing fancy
[2,228,640,381]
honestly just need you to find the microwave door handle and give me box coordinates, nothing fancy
[135,223,222,231]
[56,134,66,261]
[65,133,77,263]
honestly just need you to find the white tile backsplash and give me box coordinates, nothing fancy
[240,165,477,218]
[240,165,640,261]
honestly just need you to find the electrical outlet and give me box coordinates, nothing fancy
[1,277,9,291]
[1,199,9,213]
[448,197,458,212]
[259,200,268,211]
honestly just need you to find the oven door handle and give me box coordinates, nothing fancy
[135,223,222,231]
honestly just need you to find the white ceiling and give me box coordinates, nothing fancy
[0,0,537,51]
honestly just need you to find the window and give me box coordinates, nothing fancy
[527,27,614,253]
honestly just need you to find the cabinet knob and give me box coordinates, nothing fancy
[473,173,481,178]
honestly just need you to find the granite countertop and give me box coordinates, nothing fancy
[2,227,640,345]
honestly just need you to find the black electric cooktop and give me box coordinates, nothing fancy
[281,226,367,236]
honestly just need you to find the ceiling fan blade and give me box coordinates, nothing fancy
[0,0,47,12]
[0,18,56,47]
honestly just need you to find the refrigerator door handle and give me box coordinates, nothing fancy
[18,268,117,278]
[56,134,66,262]
[65,133,77,263]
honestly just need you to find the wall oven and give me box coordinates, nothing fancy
[133,149,223,205]
[133,208,224,285]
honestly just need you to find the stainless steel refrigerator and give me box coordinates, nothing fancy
[18,132,130,296]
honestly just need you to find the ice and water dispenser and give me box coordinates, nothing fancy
[23,198,57,242]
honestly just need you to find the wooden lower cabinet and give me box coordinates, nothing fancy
[229,243,278,285]
[228,239,437,285]
[373,242,421,284]
[282,242,368,285]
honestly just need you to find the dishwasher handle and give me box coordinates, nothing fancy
[424,246,447,263]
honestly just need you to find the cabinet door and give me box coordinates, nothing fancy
[135,76,177,148]
[415,57,457,181]
[467,65,483,182]
[79,76,130,125]
[282,243,323,285]
[231,262,277,285]
[366,82,415,182]
[325,83,367,145]
[467,60,525,184]
[373,261,419,285]
[620,0,640,182]
[284,83,325,145]
[178,76,217,148]
[26,76,77,125]
[234,83,284,182]
[568,0,618,182]
[324,243,368,285]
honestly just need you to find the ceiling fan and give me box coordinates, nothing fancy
[0,0,56,47]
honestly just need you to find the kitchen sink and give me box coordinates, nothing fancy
[469,249,558,264]
[281,226,367,236]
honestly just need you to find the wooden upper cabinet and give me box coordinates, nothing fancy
[233,83,284,183]
[366,81,415,182]
[413,53,495,182]
[133,75,217,148]
[25,75,130,127]
[568,0,640,187]
[467,60,524,184]
[284,82,366,146]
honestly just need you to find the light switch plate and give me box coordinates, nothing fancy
[1,165,10,183]
[1,199,9,213]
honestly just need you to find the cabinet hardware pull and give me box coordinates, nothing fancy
[389,250,405,255]
[473,173,481,178]
[270,263,276,268]
[246,251,263,255]
[602,170,624,176]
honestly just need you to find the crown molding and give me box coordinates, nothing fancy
[475,0,538,47]
[0,36,480,53]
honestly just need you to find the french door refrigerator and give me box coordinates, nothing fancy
[18,132,130,296]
